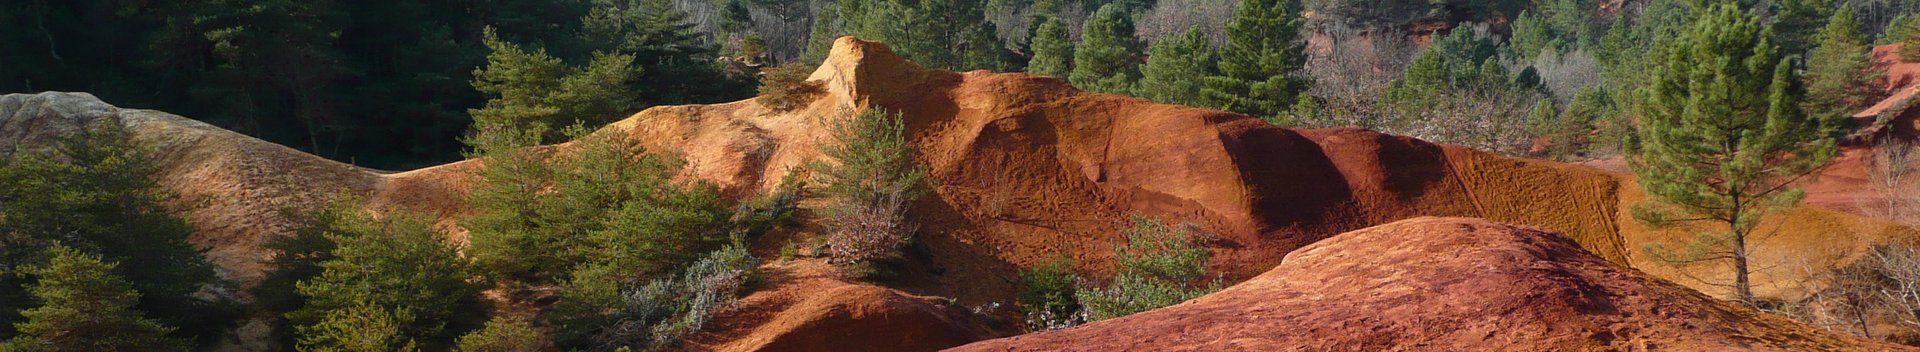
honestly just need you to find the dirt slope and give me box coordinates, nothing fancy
[950,217,1910,352]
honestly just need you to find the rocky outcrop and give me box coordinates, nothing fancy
[951,217,1910,352]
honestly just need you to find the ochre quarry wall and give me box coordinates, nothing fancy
[601,37,1910,303]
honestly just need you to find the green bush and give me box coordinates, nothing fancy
[1076,215,1220,321]
[550,245,760,351]
[755,63,822,112]
[1017,257,1085,331]
[456,315,543,352]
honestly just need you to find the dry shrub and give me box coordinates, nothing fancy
[1794,244,1920,344]
[756,63,822,112]
[823,192,916,272]
[1870,138,1920,224]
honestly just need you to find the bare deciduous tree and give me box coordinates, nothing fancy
[1298,26,1418,128]
[1869,137,1920,224]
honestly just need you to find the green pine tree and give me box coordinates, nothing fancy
[1134,28,1217,106]
[1630,4,1839,305]
[1881,13,1919,45]
[1770,0,1833,55]
[1804,4,1876,120]
[1510,11,1558,60]
[469,27,638,144]
[5,244,186,351]
[1901,14,1920,62]
[0,126,225,339]
[1026,17,1075,78]
[841,0,1007,71]
[580,0,746,104]
[290,211,483,350]
[1070,4,1146,94]
[1543,0,1598,48]
[802,6,841,66]
[809,109,927,273]
[1200,0,1309,118]
[297,300,420,352]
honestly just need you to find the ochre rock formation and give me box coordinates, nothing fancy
[685,261,990,352]
[604,37,1912,303]
[3,37,1917,350]
[950,217,1911,352]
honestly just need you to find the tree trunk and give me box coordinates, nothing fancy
[1734,228,1754,304]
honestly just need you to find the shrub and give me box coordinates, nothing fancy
[756,63,822,112]
[456,315,542,352]
[810,109,926,275]
[1077,215,1220,320]
[550,245,759,351]
[1017,257,1086,331]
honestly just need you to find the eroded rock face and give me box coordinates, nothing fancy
[951,217,1910,352]
[612,37,1914,304]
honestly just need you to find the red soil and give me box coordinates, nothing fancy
[951,217,1911,352]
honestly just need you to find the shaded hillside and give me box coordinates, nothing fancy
[950,217,1909,352]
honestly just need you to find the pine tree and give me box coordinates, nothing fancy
[0,126,224,339]
[1631,4,1839,305]
[1070,4,1145,94]
[1026,17,1075,78]
[1882,13,1919,45]
[291,211,483,349]
[1543,0,1598,48]
[580,0,745,104]
[802,6,841,66]
[1901,15,1920,62]
[469,27,637,144]
[5,245,185,351]
[1200,0,1309,118]
[1771,0,1833,55]
[1134,28,1217,106]
[841,0,1007,71]
[809,109,927,272]
[1805,4,1876,120]
[1510,11,1558,60]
